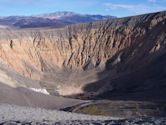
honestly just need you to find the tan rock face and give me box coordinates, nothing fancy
[0,11,166,97]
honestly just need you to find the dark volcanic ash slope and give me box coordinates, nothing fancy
[0,11,165,99]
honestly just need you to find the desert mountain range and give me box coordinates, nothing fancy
[0,12,115,28]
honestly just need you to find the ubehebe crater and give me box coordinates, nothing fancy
[0,11,166,100]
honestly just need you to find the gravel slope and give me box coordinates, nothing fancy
[0,104,166,125]
[0,104,118,121]
[0,83,87,110]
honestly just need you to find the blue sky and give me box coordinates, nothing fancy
[0,0,165,17]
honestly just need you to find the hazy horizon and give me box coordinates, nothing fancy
[0,0,165,17]
[0,10,165,18]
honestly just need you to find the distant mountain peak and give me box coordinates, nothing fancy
[0,11,116,29]
[37,11,79,19]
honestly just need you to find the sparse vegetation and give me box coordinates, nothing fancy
[74,101,166,118]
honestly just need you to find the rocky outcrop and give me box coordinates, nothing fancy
[0,11,165,97]
[1,118,166,125]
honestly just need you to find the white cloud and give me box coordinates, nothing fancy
[148,0,156,3]
[104,2,166,15]
[104,3,134,10]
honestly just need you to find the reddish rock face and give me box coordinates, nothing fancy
[0,11,165,98]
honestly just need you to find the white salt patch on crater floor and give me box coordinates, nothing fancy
[29,88,50,95]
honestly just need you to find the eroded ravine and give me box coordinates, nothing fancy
[0,11,165,98]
